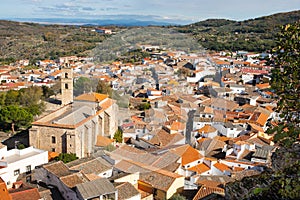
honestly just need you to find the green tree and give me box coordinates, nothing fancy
[19,86,43,106]
[19,86,45,116]
[0,105,33,133]
[25,103,45,116]
[4,90,19,105]
[104,144,116,152]
[42,85,55,98]
[17,143,26,150]
[113,127,123,143]
[51,80,62,97]
[270,22,300,146]
[74,77,97,96]
[55,153,78,163]
[0,92,6,106]
[96,80,112,97]
[138,102,151,110]
[169,194,187,200]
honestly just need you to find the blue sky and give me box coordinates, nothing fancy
[1,0,299,24]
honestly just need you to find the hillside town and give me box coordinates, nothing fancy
[0,45,285,200]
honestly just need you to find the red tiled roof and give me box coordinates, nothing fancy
[188,163,210,174]
[96,135,114,147]
[10,188,41,200]
[197,125,217,133]
[193,185,224,200]
[213,163,231,172]
[171,145,203,166]
[75,92,108,102]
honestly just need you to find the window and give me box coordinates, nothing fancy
[26,175,31,183]
[26,165,31,173]
[65,73,68,78]
[65,83,68,89]
[51,148,55,152]
[14,169,20,176]
[51,136,56,144]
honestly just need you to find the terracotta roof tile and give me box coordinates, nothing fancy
[197,125,217,133]
[256,113,269,126]
[60,173,85,188]
[139,171,179,192]
[171,145,203,166]
[213,163,231,172]
[68,157,112,175]
[48,152,59,161]
[96,135,114,147]
[256,83,270,90]
[149,129,184,147]
[188,163,210,174]
[116,182,140,200]
[248,123,264,133]
[196,179,222,188]
[83,173,102,181]
[232,166,244,172]
[75,92,108,102]
[10,188,41,200]
[193,185,224,200]
[170,121,185,131]
[43,161,72,177]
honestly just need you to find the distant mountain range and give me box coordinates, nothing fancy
[9,18,175,26]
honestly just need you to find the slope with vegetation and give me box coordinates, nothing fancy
[0,20,112,64]
[177,10,300,52]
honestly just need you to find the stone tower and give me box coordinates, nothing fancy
[61,62,73,105]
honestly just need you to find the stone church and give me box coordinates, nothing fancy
[29,64,118,158]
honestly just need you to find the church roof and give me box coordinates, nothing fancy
[32,98,115,129]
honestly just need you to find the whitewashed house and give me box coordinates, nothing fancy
[0,145,48,188]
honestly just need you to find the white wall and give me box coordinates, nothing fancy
[0,145,8,158]
[220,160,254,170]
[230,86,245,94]
[125,194,141,200]
[213,124,240,138]
[0,146,48,188]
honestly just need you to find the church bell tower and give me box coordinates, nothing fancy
[61,62,73,105]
